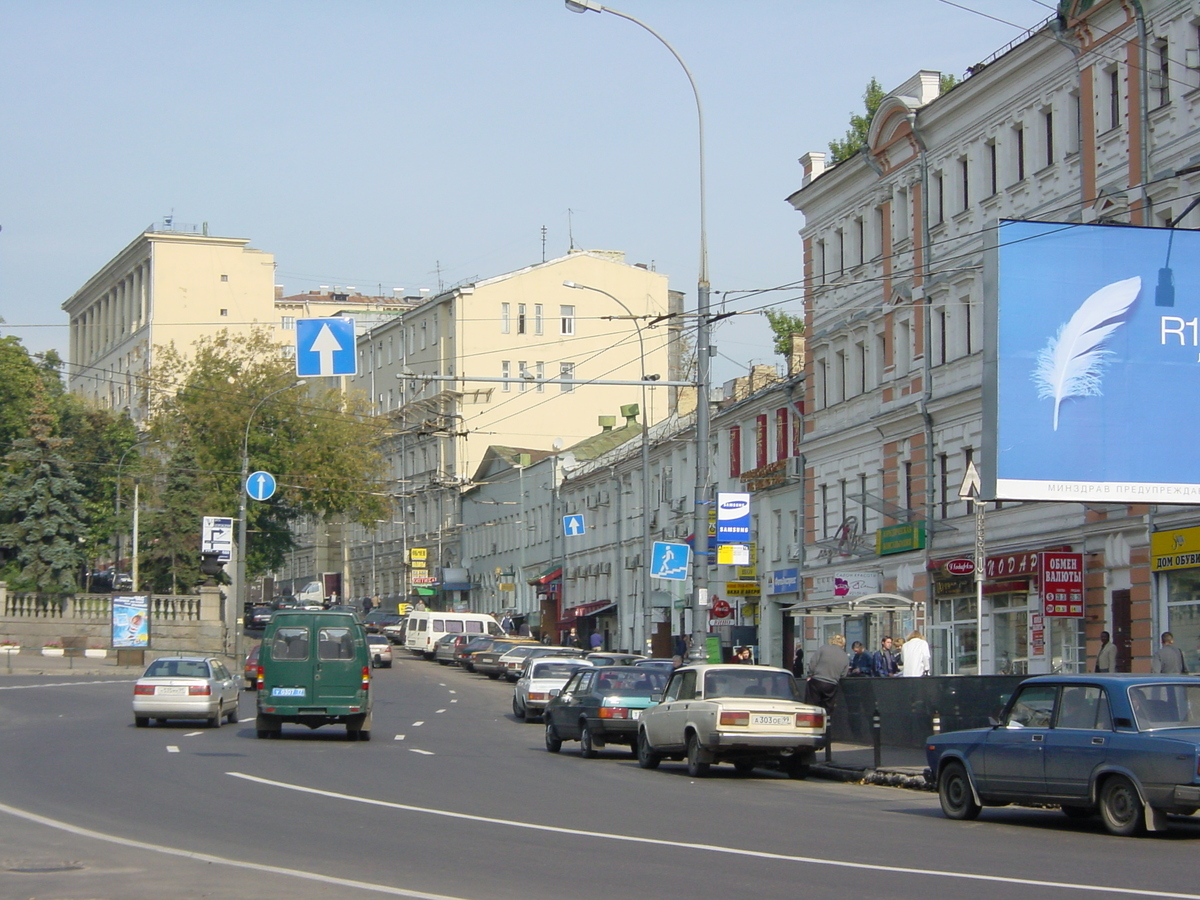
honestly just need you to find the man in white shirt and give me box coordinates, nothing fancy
[900,629,931,677]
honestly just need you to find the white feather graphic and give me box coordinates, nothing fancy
[1032,276,1141,431]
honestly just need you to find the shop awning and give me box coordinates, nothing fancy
[781,592,922,617]
[561,600,615,621]
[530,566,563,586]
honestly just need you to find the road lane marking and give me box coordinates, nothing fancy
[394,735,405,741]
[166,746,180,753]
[450,699,457,703]
[0,680,134,690]
[408,749,434,756]
[435,709,446,714]
[0,799,477,899]
[412,721,424,727]
[227,772,1200,900]
[447,690,456,694]
[184,731,203,737]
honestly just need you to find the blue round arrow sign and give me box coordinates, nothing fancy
[246,470,277,501]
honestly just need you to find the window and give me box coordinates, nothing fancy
[820,484,830,539]
[816,240,826,284]
[518,361,529,392]
[987,141,998,195]
[1109,68,1121,130]
[755,414,768,468]
[729,426,742,477]
[518,303,527,335]
[501,303,511,334]
[959,157,970,211]
[964,448,975,514]
[1043,109,1054,167]
[1070,91,1081,152]
[934,172,945,224]
[501,360,511,392]
[904,461,914,512]
[559,362,575,392]
[280,315,295,330]
[935,308,947,366]
[938,453,949,518]
[534,304,543,335]
[775,408,788,459]
[856,217,865,265]
[220,308,229,317]
[560,305,575,335]
[837,230,845,276]
[1014,125,1025,181]
[420,321,426,350]
[1155,38,1170,107]
[536,361,545,393]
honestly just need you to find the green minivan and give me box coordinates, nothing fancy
[255,610,374,740]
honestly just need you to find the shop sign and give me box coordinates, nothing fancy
[710,598,732,619]
[1151,525,1200,571]
[767,568,798,595]
[411,575,438,585]
[984,551,1040,579]
[1030,613,1046,657]
[1040,551,1084,617]
[876,522,925,555]
[715,492,751,543]
[811,570,880,598]
[717,544,750,566]
[725,581,761,597]
[945,558,975,576]
[739,459,788,492]
[410,548,428,562]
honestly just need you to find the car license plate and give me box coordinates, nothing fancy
[156,686,187,695]
[271,687,306,697]
[751,713,792,727]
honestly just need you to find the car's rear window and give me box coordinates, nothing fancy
[271,627,310,660]
[594,669,667,692]
[318,627,357,660]
[703,670,801,701]
[1130,684,1200,729]
[533,662,588,679]
[145,659,210,679]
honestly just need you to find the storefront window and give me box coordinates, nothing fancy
[992,592,1029,675]
[1164,568,1200,672]
[1048,616,1085,673]
[932,595,977,675]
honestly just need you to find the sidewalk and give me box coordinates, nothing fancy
[0,649,234,678]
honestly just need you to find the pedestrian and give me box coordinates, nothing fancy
[900,630,931,677]
[791,644,805,678]
[589,629,604,652]
[871,636,900,677]
[805,634,849,714]
[1095,630,1117,673]
[499,612,514,634]
[847,641,872,676]
[361,596,373,616]
[1151,631,1188,674]
[732,646,753,664]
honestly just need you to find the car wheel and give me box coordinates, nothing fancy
[487,672,500,680]
[134,716,149,728]
[545,722,563,753]
[686,733,710,778]
[636,730,661,770]
[580,724,598,759]
[1099,775,1145,837]
[524,704,541,724]
[208,712,222,729]
[438,659,449,666]
[733,759,756,774]
[938,761,982,821]
[512,696,523,719]
[256,713,278,739]
[1061,804,1094,819]
[787,750,814,780]
[227,702,239,724]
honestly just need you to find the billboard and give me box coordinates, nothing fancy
[985,218,1200,503]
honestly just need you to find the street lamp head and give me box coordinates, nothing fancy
[563,281,580,289]
[565,0,602,12]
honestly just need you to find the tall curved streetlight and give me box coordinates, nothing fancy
[233,380,306,659]
[566,0,712,662]
[114,436,159,589]
[563,280,658,654]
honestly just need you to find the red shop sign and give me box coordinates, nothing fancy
[1040,551,1084,617]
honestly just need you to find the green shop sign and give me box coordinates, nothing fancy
[876,521,926,556]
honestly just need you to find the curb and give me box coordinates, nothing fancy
[811,763,934,791]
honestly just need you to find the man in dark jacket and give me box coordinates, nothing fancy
[871,636,900,677]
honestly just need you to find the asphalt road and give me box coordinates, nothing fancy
[2,655,1200,900]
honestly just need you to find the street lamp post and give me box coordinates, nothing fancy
[233,380,306,659]
[566,0,712,662]
[563,280,656,654]
[115,437,158,588]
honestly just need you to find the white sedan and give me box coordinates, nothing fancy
[367,634,393,668]
[133,656,240,728]
[513,657,593,722]
[635,664,827,778]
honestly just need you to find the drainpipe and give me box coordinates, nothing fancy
[1131,0,1152,223]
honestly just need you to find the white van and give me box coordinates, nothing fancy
[405,611,502,658]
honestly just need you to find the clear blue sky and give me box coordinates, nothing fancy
[0,0,1048,387]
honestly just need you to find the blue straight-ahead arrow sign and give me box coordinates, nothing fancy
[246,470,277,501]
[296,317,357,377]
[563,514,585,537]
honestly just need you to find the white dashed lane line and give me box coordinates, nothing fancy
[435,709,446,714]
[394,735,405,741]
[167,746,180,753]
[408,749,434,756]
[411,721,424,727]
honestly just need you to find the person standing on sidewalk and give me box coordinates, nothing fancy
[1095,631,1117,673]
[805,634,849,714]
[900,630,931,677]
[1152,632,1187,674]
[871,636,900,677]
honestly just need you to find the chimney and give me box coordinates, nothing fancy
[598,415,616,431]
[620,403,640,426]
[788,332,806,377]
[800,151,826,186]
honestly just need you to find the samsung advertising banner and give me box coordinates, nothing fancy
[985,218,1200,504]
[715,492,751,543]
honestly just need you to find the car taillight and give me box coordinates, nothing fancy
[134,684,154,695]
[599,707,632,719]
[188,685,211,696]
[796,711,824,729]
[256,665,264,690]
[720,711,750,727]
[362,666,370,690]
[528,692,548,702]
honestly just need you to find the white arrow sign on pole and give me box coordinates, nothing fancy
[296,317,357,377]
[958,460,982,500]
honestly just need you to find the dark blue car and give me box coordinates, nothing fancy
[926,674,1200,836]
[544,666,669,757]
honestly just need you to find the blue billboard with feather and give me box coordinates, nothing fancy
[985,218,1200,504]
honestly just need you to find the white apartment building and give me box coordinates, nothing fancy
[786,0,1200,675]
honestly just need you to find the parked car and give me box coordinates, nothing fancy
[243,644,261,689]
[586,651,645,667]
[633,658,678,673]
[363,611,401,634]
[434,633,477,666]
[473,639,538,679]
[926,674,1200,836]
[247,606,274,629]
[456,636,507,671]
[133,656,240,728]
[635,664,826,778]
[366,634,393,668]
[500,645,584,681]
[545,666,669,757]
[513,657,594,723]
[382,617,408,645]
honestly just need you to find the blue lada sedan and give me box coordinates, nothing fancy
[926,674,1200,836]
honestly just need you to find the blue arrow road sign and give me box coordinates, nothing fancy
[246,470,277,501]
[296,317,357,377]
[563,514,585,537]
[651,541,691,581]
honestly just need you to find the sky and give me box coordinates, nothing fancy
[0,0,1052,388]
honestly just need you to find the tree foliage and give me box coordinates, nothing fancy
[828,78,885,164]
[0,383,88,593]
[140,439,205,594]
[765,310,805,357]
[147,329,388,577]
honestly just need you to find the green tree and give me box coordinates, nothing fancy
[0,384,88,593]
[765,310,805,357]
[140,438,205,594]
[828,77,885,163]
[147,328,388,576]
[0,335,55,452]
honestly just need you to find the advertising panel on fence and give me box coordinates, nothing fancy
[112,595,150,648]
[985,218,1200,503]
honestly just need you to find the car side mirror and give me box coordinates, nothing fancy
[650,693,663,703]
[549,689,560,698]
[987,716,1000,727]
